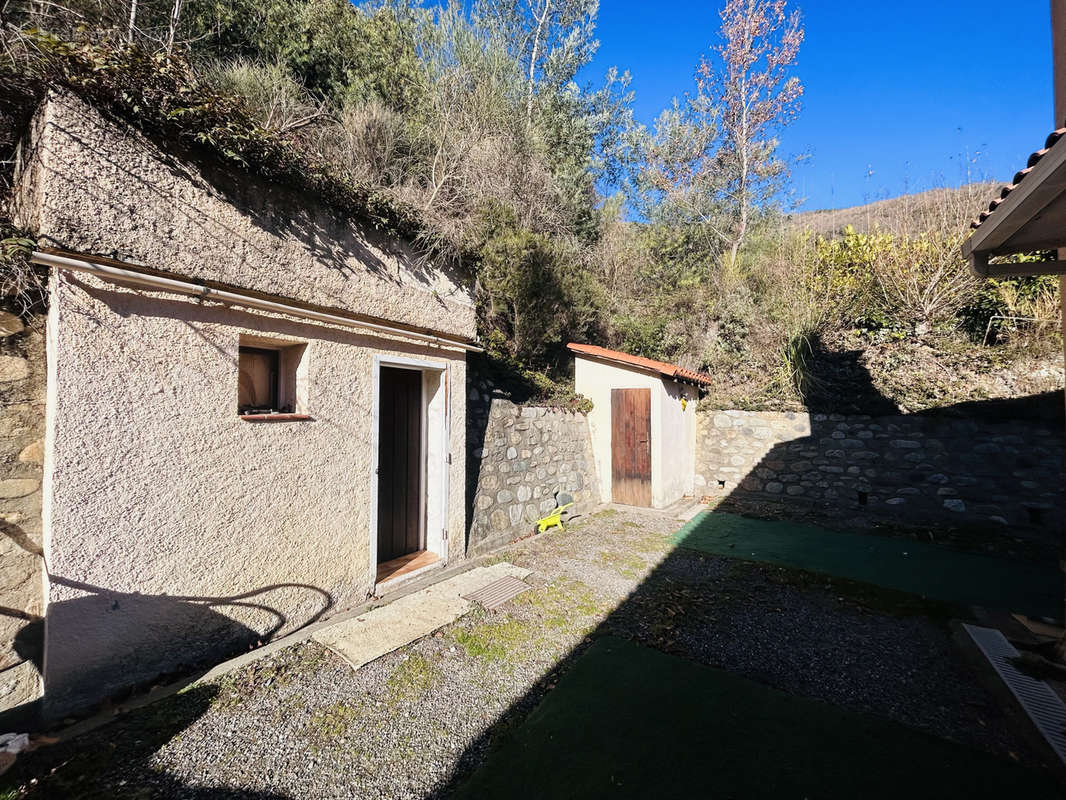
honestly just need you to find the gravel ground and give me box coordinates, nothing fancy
[0,507,1048,798]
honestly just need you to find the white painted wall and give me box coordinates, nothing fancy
[574,356,697,508]
[661,379,699,505]
[41,274,468,718]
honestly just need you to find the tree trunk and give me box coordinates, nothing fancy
[166,0,183,54]
[526,0,552,130]
[127,0,137,43]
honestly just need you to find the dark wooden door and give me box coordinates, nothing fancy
[611,388,652,506]
[377,367,423,563]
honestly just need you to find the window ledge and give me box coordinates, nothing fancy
[239,413,314,423]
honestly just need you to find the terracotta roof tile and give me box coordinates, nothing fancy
[970,127,1066,231]
[567,343,713,386]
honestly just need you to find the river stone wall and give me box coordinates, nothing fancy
[0,309,45,725]
[695,409,1064,535]
[467,391,598,555]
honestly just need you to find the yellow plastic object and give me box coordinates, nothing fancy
[536,502,575,533]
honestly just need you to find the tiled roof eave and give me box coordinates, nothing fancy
[965,126,1066,248]
[567,343,713,386]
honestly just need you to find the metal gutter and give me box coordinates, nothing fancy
[30,250,483,353]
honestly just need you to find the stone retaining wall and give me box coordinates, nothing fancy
[0,309,46,723]
[696,409,1064,535]
[467,390,598,555]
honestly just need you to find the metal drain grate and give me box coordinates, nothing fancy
[463,576,530,610]
[963,623,1066,765]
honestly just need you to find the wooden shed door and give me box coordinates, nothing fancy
[377,367,423,563]
[611,388,652,507]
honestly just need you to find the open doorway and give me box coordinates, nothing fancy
[377,366,423,566]
[372,357,450,589]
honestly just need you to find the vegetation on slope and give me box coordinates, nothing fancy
[0,0,1059,411]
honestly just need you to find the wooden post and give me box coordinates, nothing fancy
[1054,0,1066,128]
[1054,0,1066,639]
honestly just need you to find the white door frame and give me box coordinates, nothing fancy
[370,354,450,586]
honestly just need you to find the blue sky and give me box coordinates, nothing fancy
[585,0,1053,211]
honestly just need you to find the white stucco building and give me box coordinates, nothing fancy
[569,344,709,509]
[3,91,480,721]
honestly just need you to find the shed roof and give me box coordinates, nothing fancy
[567,343,713,386]
[961,124,1066,276]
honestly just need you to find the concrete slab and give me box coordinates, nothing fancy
[312,563,531,670]
[676,503,707,523]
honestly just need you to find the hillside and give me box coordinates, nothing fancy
[0,5,1061,420]
[791,183,1000,237]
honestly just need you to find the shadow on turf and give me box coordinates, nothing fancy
[432,349,1065,798]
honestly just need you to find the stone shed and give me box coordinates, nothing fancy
[569,344,710,509]
[2,90,480,722]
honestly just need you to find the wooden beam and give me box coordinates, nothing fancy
[970,252,1066,277]
[1054,0,1066,127]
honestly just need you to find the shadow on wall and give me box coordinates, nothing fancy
[705,337,1065,546]
[430,342,1066,797]
[2,547,334,727]
[33,103,469,306]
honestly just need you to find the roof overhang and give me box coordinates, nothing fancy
[567,342,713,387]
[962,127,1066,277]
[31,248,484,353]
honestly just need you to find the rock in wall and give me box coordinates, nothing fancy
[467,387,598,555]
[695,408,1064,541]
[0,308,45,724]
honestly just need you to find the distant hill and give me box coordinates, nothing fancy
[789,183,1001,238]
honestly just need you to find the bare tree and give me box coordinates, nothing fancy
[165,0,182,54]
[525,0,551,128]
[697,0,803,267]
[126,0,137,43]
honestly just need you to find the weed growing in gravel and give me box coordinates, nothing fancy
[385,654,438,706]
[515,579,606,630]
[599,550,650,579]
[592,508,618,518]
[633,531,672,555]
[453,619,529,661]
[304,701,364,751]
[208,642,332,711]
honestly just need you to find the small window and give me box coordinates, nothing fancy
[237,338,309,418]
[238,347,282,414]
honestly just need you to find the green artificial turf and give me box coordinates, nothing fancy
[671,511,1062,621]
[454,636,1063,799]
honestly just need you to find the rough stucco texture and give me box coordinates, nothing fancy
[0,310,46,720]
[43,275,468,718]
[15,91,475,340]
[574,357,697,508]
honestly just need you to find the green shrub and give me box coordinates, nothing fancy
[466,201,604,372]
[958,269,1059,342]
